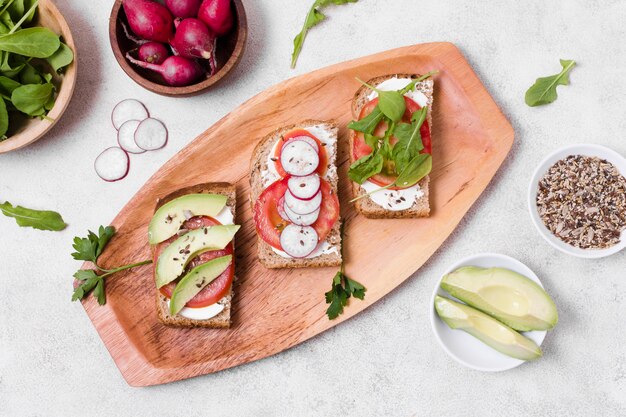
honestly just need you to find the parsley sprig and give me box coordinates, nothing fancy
[324,227,366,319]
[71,226,151,305]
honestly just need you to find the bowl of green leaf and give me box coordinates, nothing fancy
[0,0,76,154]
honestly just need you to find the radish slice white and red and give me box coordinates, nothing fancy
[134,118,168,151]
[280,140,319,176]
[284,204,320,226]
[94,147,130,182]
[283,136,318,152]
[117,120,145,154]
[284,189,322,215]
[288,174,321,200]
[111,99,149,130]
[277,195,289,221]
[279,225,319,258]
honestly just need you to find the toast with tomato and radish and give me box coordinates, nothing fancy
[348,72,436,218]
[250,120,342,268]
[148,183,239,328]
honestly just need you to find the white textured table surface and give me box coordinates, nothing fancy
[1,1,625,416]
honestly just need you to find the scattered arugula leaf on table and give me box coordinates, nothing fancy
[71,226,152,305]
[0,200,66,230]
[291,0,359,69]
[525,59,576,107]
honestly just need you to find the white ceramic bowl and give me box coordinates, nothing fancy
[528,144,626,259]
[429,253,547,372]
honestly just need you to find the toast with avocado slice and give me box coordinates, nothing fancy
[152,183,238,328]
[349,73,434,218]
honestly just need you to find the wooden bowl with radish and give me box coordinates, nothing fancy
[109,0,247,97]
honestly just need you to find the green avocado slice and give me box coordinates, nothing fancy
[169,255,232,315]
[148,194,228,244]
[434,295,542,361]
[441,266,558,331]
[155,225,239,288]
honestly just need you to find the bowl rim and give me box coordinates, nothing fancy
[527,143,626,259]
[108,0,247,97]
[429,252,548,372]
[0,0,77,154]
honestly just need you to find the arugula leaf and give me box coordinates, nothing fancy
[0,201,66,230]
[525,59,576,107]
[348,151,383,184]
[291,0,358,69]
[11,82,54,116]
[70,225,151,305]
[395,153,432,188]
[0,27,59,57]
[347,106,383,134]
[357,78,405,122]
[392,107,427,173]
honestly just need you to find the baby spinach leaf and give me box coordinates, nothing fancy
[0,27,60,58]
[11,82,54,116]
[0,200,66,231]
[0,98,8,137]
[394,153,432,188]
[46,42,73,72]
[392,107,427,173]
[525,59,576,107]
[347,106,383,134]
[19,62,41,84]
[0,74,20,95]
[348,151,383,184]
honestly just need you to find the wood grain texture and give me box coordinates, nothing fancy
[0,0,77,154]
[79,42,514,386]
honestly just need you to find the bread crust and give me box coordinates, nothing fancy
[249,120,342,269]
[153,183,236,328]
[349,73,433,218]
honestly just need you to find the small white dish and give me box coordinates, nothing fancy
[429,253,547,372]
[528,143,626,259]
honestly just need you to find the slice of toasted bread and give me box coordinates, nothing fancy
[249,120,342,269]
[350,73,434,218]
[154,182,236,328]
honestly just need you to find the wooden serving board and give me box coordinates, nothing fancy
[80,43,514,386]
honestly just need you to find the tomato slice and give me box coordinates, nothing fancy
[352,96,431,187]
[274,129,328,177]
[155,216,234,309]
[253,176,339,251]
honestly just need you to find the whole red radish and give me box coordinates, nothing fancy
[165,0,202,18]
[170,18,216,60]
[138,42,169,64]
[198,0,233,36]
[126,53,204,86]
[123,0,174,43]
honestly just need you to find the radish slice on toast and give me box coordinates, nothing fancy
[284,204,320,226]
[288,174,321,200]
[280,225,319,258]
[135,118,168,151]
[284,136,319,152]
[280,140,319,176]
[284,189,322,215]
[95,147,130,182]
[277,195,290,221]
[112,99,149,130]
[117,120,145,154]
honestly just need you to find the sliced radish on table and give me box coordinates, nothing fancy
[112,99,149,130]
[283,136,319,152]
[95,147,130,182]
[288,174,321,200]
[279,225,319,258]
[280,140,319,176]
[117,120,145,154]
[284,189,322,215]
[284,204,320,226]
[277,195,289,221]
[135,118,168,150]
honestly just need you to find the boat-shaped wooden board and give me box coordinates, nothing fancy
[80,42,514,386]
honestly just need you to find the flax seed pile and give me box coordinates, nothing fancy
[536,155,626,249]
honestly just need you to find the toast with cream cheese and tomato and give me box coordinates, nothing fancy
[250,120,342,269]
[148,183,239,328]
[348,73,435,218]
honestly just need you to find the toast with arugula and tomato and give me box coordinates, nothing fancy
[348,72,435,218]
[250,120,342,268]
[149,183,239,328]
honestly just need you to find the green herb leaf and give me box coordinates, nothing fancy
[73,269,98,281]
[399,70,439,95]
[0,27,59,57]
[0,75,21,95]
[347,106,383,134]
[392,107,427,173]
[18,62,42,84]
[93,279,106,305]
[46,42,73,72]
[357,78,405,122]
[71,225,115,263]
[0,97,7,138]
[0,201,66,231]
[395,153,432,188]
[71,276,100,302]
[348,151,383,184]
[291,0,358,69]
[525,59,576,107]
[11,82,54,116]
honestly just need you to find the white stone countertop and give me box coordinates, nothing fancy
[1,0,624,416]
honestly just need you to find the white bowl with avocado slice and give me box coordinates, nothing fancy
[430,253,553,372]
